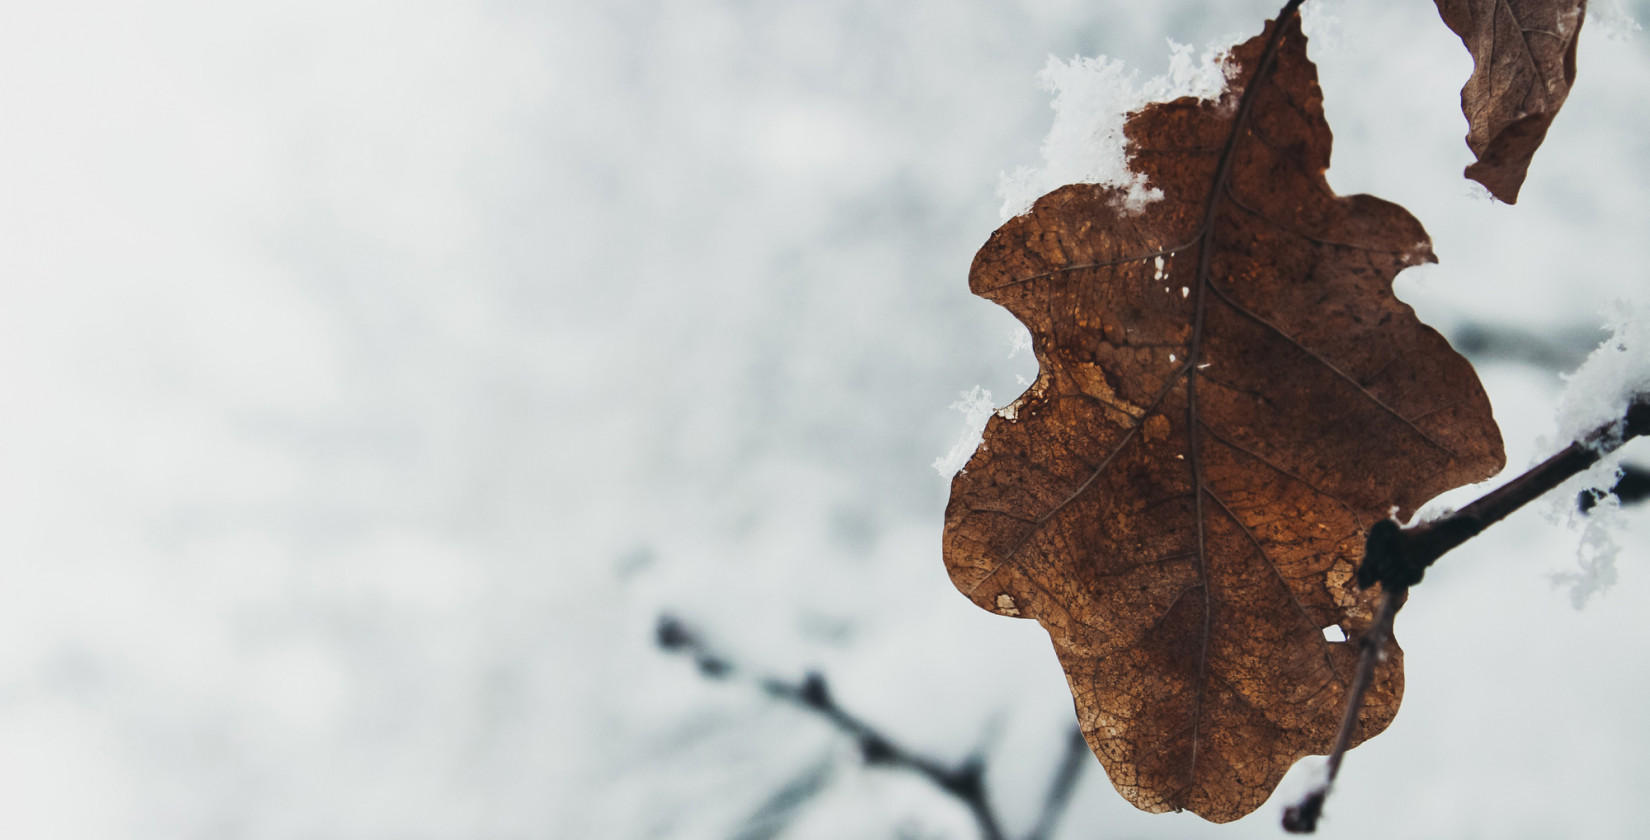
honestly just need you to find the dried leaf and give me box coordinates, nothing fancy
[1436,0,1587,203]
[943,14,1505,822]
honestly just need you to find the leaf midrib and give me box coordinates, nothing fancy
[1180,2,1305,799]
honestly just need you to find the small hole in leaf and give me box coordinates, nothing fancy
[1321,625,1346,643]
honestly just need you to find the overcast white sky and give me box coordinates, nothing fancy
[0,1,1647,838]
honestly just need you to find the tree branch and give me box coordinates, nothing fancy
[655,615,1088,840]
[1358,395,1649,591]
[1284,393,1649,833]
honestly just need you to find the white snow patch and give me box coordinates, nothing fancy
[1300,0,1351,51]
[1551,486,1624,609]
[1550,300,1650,451]
[1542,301,1650,607]
[997,39,1236,219]
[1007,326,1033,358]
[933,386,997,477]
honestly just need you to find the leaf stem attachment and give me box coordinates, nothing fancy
[1284,393,1649,832]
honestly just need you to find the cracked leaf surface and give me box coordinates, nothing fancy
[942,15,1505,822]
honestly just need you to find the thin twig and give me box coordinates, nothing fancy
[656,615,1089,840]
[1281,587,1403,832]
[1283,394,1649,832]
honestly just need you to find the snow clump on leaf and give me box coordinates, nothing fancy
[997,39,1234,219]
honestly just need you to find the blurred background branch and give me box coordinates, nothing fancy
[656,615,1090,840]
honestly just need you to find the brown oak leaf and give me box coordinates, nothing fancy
[942,12,1505,822]
[1435,0,1587,203]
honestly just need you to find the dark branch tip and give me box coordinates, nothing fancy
[655,614,696,651]
[799,671,831,709]
[1624,397,1649,438]
[1282,788,1326,833]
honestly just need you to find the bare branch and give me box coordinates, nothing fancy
[1358,395,1649,591]
[656,615,1089,840]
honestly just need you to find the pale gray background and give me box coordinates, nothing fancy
[0,0,1647,837]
